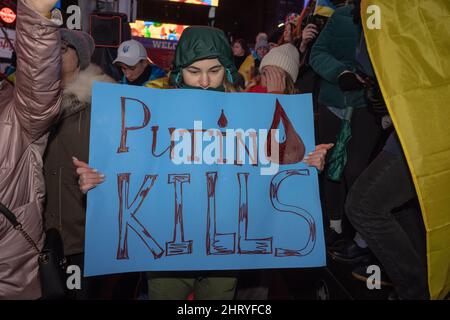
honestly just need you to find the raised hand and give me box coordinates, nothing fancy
[299,23,319,53]
[262,66,287,93]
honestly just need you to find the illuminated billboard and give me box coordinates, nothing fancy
[130,20,189,41]
[169,0,219,6]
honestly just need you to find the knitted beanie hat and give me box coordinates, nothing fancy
[259,43,300,82]
[255,39,269,50]
[60,29,95,71]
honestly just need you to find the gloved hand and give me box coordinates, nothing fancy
[365,77,389,116]
[338,70,364,92]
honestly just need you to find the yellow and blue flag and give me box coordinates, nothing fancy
[362,0,450,300]
[314,0,336,17]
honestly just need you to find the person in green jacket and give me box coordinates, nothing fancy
[310,4,366,109]
[75,26,241,300]
[73,26,331,300]
[309,2,381,258]
[146,26,242,300]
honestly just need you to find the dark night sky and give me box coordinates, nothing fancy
[136,0,304,43]
[0,0,304,42]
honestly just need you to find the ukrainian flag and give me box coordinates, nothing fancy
[314,0,336,17]
[362,0,450,300]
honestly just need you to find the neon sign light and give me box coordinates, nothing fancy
[130,20,189,41]
[0,7,16,24]
[169,0,219,6]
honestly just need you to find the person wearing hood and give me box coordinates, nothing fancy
[0,0,62,300]
[74,26,331,300]
[73,25,241,300]
[43,29,142,299]
[114,39,168,88]
[148,26,242,300]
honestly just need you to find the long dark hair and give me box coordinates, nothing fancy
[232,39,250,57]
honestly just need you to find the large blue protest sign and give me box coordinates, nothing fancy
[84,82,325,276]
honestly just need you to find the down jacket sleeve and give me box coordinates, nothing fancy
[309,10,349,84]
[13,0,63,141]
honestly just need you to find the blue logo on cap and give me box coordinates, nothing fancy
[123,45,130,53]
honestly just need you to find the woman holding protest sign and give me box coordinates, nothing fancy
[74,26,332,300]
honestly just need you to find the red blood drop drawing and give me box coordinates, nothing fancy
[218,109,228,128]
[266,99,305,164]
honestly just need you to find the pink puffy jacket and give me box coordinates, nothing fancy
[0,0,62,299]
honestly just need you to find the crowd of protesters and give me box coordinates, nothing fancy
[0,0,429,300]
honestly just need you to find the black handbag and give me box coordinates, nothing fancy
[0,202,67,300]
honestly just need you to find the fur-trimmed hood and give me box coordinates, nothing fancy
[60,63,115,118]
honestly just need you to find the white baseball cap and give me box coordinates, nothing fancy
[113,39,149,66]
